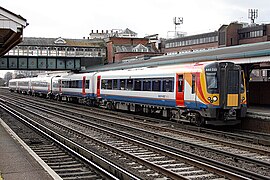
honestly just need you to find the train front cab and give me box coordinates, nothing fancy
[202,62,247,125]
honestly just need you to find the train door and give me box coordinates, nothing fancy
[184,73,198,109]
[59,80,62,94]
[192,73,198,108]
[176,74,184,107]
[82,76,86,95]
[50,77,54,95]
[97,75,101,97]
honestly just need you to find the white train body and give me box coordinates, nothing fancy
[31,76,52,96]
[58,73,97,101]
[8,61,247,126]
[9,78,32,94]
[96,67,178,108]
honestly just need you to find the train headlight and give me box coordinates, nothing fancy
[242,97,245,102]
[208,97,211,101]
[213,96,218,102]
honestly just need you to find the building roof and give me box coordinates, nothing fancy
[114,44,155,53]
[19,37,105,47]
[0,6,27,56]
[122,28,137,35]
[0,6,27,25]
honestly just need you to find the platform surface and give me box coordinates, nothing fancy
[0,120,55,180]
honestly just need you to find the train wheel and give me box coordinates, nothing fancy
[195,114,205,127]
[106,102,115,110]
[57,95,62,101]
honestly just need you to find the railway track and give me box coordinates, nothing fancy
[1,93,270,179]
[0,100,137,180]
[2,89,270,146]
[0,98,246,179]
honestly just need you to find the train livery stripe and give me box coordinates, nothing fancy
[101,94,176,107]
[195,72,209,104]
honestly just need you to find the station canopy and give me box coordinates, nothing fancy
[0,6,27,57]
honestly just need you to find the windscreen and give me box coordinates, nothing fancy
[205,64,219,93]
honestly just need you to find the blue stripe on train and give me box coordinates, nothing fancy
[100,94,210,109]
[101,94,176,107]
[59,91,211,110]
[184,101,209,110]
[60,91,95,98]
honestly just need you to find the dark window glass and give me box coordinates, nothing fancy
[206,72,218,92]
[62,81,69,88]
[101,79,106,89]
[143,79,151,91]
[192,74,196,94]
[126,79,133,90]
[85,80,90,89]
[240,71,244,93]
[178,75,183,92]
[152,79,161,91]
[53,82,58,88]
[134,79,141,91]
[78,80,82,88]
[113,79,118,90]
[120,79,125,90]
[107,80,112,90]
[227,70,239,94]
[162,78,174,92]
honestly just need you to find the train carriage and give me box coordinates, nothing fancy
[8,79,18,92]
[57,73,97,104]
[8,61,247,126]
[14,78,32,94]
[31,76,52,97]
[96,61,247,126]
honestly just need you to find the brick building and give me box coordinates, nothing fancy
[165,22,270,55]
[106,36,160,63]
[92,28,161,64]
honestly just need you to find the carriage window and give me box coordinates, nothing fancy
[107,80,112,90]
[85,80,90,89]
[152,79,161,91]
[178,75,183,92]
[101,79,107,89]
[120,79,125,90]
[192,74,196,94]
[53,82,59,88]
[162,78,174,92]
[240,71,245,93]
[127,79,133,90]
[134,79,141,91]
[206,72,218,93]
[113,79,118,90]
[62,81,69,88]
[143,79,151,91]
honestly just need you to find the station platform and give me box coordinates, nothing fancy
[242,106,270,133]
[247,106,270,120]
[0,118,60,180]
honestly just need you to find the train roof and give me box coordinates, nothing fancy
[97,61,212,78]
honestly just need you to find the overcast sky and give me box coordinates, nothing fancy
[1,0,270,78]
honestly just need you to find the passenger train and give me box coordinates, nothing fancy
[9,61,247,126]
